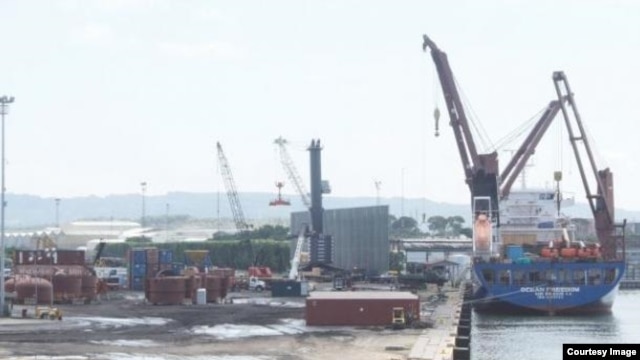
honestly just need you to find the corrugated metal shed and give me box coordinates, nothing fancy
[291,205,389,275]
[306,291,419,326]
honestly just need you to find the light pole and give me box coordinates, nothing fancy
[140,182,147,228]
[54,198,61,228]
[165,203,170,242]
[0,95,15,317]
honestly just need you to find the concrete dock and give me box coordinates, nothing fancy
[409,283,472,360]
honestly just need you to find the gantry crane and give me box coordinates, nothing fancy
[274,137,311,208]
[216,141,251,231]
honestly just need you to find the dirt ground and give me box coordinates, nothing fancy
[0,290,428,360]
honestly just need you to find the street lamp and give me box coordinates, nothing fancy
[140,182,147,228]
[0,95,15,317]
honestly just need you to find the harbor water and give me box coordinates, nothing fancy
[471,290,640,359]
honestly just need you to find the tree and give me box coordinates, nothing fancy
[446,216,466,236]
[427,215,448,236]
[390,216,421,237]
[389,251,405,272]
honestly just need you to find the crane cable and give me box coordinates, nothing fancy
[454,77,494,153]
[490,105,548,152]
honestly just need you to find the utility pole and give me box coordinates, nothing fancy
[0,95,15,317]
[165,203,170,242]
[374,180,381,206]
[54,198,61,228]
[140,182,147,229]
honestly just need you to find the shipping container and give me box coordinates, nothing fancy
[132,263,147,277]
[271,280,309,297]
[159,250,173,264]
[306,291,419,326]
[131,276,145,291]
[131,250,147,264]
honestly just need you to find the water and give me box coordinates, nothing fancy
[471,290,640,360]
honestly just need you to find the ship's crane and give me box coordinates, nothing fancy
[422,35,568,218]
[274,137,311,208]
[552,72,625,260]
[422,35,625,260]
[216,141,251,231]
[422,35,501,221]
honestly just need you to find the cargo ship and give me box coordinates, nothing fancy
[471,190,625,314]
[422,34,626,314]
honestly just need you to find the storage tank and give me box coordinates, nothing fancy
[185,275,202,301]
[15,277,53,305]
[204,275,222,303]
[146,276,186,305]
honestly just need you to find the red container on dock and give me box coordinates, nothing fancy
[306,291,420,326]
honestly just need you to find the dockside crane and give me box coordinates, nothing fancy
[274,137,311,208]
[216,141,251,232]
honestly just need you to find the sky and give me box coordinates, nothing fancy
[0,0,639,211]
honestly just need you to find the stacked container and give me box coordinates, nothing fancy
[129,249,148,291]
[159,249,173,273]
[128,248,174,291]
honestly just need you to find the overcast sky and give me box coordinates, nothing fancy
[1,0,639,211]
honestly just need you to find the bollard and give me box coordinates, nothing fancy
[457,325,471,336]
[453,346,470,360]
[455,336,470,348]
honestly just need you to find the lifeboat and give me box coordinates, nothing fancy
[560,248,577,258]
[541,247,559,258]
[473,214,491,251]
[577,248,591,258]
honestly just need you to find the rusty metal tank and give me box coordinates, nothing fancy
[185,275,202,301]
[81,275,98,303]
[52,274,82,303]
[15,277,53,305]
[5,277,16,293]
[204,275,223,303]
[219,276,231,299]
[146,276,186,305]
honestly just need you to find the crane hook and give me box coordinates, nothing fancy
[433,107,441,137]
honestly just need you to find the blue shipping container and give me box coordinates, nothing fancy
[506,245,524,261]
[132,263,147,277]
[131,276,145,291]
[159,250,173,264]
[132,250,146,264]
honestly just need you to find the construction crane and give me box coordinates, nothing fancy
[274,137,311,208]
[216,141,251,231]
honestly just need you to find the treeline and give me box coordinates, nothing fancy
[389,215,472,238]
[102,239,291,273]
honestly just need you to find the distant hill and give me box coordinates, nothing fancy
[5,192,640,229]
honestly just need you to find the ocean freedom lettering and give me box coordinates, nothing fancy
[563,344,639,359]
[520,286,579,300]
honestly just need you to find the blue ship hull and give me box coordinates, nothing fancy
[472,260,625,315]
